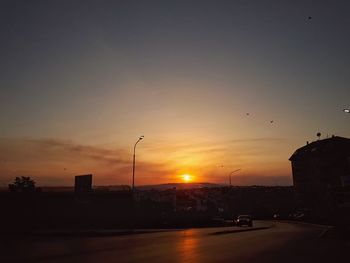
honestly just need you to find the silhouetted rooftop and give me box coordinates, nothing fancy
[289,136,350,161]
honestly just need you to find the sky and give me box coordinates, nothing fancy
[0,0,349,186]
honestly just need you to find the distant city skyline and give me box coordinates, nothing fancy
[0,1,349,186]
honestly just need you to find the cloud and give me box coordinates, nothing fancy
[141,137,288,161]
[228,137,288,143]
[0,136,293,186]
[0,137,174,185]
[0,137,129,165]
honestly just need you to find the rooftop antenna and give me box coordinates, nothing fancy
[316,132,321,140]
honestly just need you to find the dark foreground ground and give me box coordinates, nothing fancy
[1,221,349,263]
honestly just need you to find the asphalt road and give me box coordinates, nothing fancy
[1,221,349,263]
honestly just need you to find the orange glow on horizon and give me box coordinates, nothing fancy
[182,174,193,183]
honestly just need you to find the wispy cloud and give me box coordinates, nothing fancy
[228,137,288,144]
[0,136,292,186]
[0,137,174,185]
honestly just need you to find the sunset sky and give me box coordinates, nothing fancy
[0,1,349,186]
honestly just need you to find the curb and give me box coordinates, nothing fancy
[277,220,333,239]
[209,225,273,236]
[282,220,332,228]
[318,226,333,238]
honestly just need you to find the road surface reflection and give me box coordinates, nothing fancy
[177,229,199,263]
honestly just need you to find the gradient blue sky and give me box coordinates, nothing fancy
[0,0,349,186]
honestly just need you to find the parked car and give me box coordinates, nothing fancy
[235,215,253,227]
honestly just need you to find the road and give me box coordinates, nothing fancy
[1,221,349,263]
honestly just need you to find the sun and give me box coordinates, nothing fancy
[182,174,192,183]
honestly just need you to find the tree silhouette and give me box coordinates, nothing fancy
[8,176,36,192]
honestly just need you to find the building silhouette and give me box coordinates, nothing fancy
[74,174,92,193]
[289,136,350,221]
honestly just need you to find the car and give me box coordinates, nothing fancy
[235,215,253,227]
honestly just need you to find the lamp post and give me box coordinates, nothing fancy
[132,135,144,192]
[229,169,241,186]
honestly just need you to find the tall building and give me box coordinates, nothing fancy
[289,136,350,219]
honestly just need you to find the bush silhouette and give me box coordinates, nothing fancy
[8,176,36,192]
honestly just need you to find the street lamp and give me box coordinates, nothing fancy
[229,169,241,186]
[132,135,144,192]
